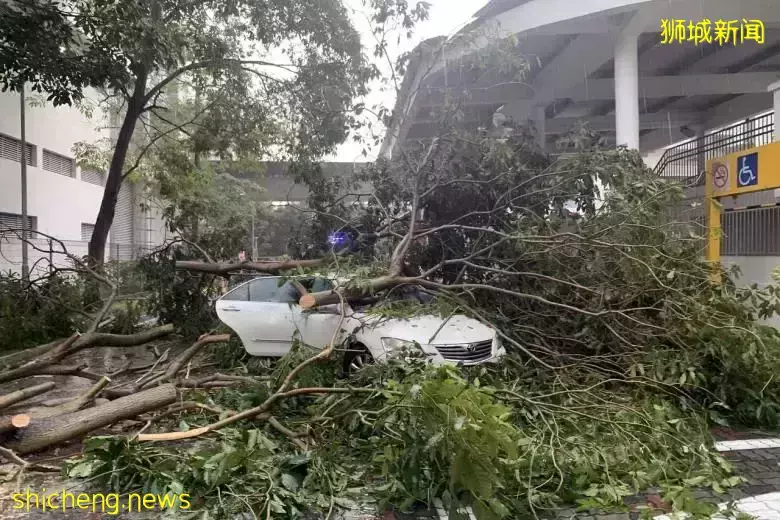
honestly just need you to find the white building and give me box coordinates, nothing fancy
[0,87,363,271]
[383,0,780,301]
[0,88,169,271]
[384,0,780,158]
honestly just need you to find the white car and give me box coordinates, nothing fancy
[215,276,505,372]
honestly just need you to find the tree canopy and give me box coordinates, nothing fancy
[1,0,374,263]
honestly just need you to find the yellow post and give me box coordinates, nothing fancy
[704,161,722,283]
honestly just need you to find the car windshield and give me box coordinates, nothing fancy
[351,285,434,311]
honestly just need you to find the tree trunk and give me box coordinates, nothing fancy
[87,71,148,264]
[0,325,173,385]
[298,275,422,308]
[0,382,56,410]
[175,259,324,276]
[5,384,177,454]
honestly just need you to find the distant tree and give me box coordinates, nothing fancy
[0,0,372,264]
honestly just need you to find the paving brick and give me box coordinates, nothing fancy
[743,484,778,496]
[728,488,747,498]
[752,472,780,480]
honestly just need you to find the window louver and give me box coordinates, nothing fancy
[43,150,75,177]
[81,169,105,186]
[0,134,35,165]
[81,223,95,241]
[0,212,37,232]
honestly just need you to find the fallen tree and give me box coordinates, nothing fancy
[6,384,177,454]
[4,128,780,520]
[89,128,780,519]
[175,259,324,276]
[0,382,56,410]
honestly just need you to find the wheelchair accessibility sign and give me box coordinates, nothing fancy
[707,141,780,197]
[737,152,758,188]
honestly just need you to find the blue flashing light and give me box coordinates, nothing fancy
[327,231,349,246]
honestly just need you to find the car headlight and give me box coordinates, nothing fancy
[380,337,420,351]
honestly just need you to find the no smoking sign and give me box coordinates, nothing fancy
[713,162,729,190]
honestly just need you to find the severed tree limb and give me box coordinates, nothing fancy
[0,340,61,369]
[268,416,308,450]
[5,384,178,454]
[11,379,111,422]
[0,334,82,385]
[0,414,31,435]
[141,401,234,424]
[139,301,348,442]
[141,333,231,389]
[299,275,423,309]
[0,445,29,491]
[0,325,174,385]
[24,377,112,419]
[68,324,175,354]
[0,382,56,410]
[176,373,260,388]
[175,258,324,276]
[136,387,376,442]
[33,365,104,381]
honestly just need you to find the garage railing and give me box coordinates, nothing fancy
[653,112,774,185]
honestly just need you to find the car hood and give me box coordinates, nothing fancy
[362,314,495,345]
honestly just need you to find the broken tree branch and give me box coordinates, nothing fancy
[138,299,348,442]
[175,258,324,276]
[6,384,177,454]
[141,333,231,388]
[0,382,56,410]
[0,325,174,385]
[299,275,423,309]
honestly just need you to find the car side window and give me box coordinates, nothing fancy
[222,283,249,301]
[311,277,334,292]
[301,277,334,293]
[249,278,300,303]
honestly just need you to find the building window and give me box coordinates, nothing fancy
[81,168,106,186]
[0,212,37,233]
[0,134,35,166]
[43,149,75,177]
[81,223,95,241]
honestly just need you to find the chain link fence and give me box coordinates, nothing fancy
[0,237,146,276]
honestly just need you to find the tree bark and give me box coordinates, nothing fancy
[6,384,177,454]
[140,333,230,388]
[0,325,173,385]
[15,377,110,420]
[0,340,60,368]
[298,275,421,309]
[69,324,174,354]
[87,70,148,264]
[175,259,324,276]
[0,382,56,410]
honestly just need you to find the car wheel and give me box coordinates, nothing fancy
[343,342,374,374]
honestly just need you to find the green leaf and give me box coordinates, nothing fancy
[281,473,299,492]
[68,462,96,478]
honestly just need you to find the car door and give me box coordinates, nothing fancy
[293,277,345,349]
[215,277,300,356]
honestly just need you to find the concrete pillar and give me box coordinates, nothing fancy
[768,80,780,141]
[534,105,546,151]
[614,32,640,150]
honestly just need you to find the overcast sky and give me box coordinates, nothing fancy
[329,0,484,162]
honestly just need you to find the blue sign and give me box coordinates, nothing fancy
[737,152,758,188]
